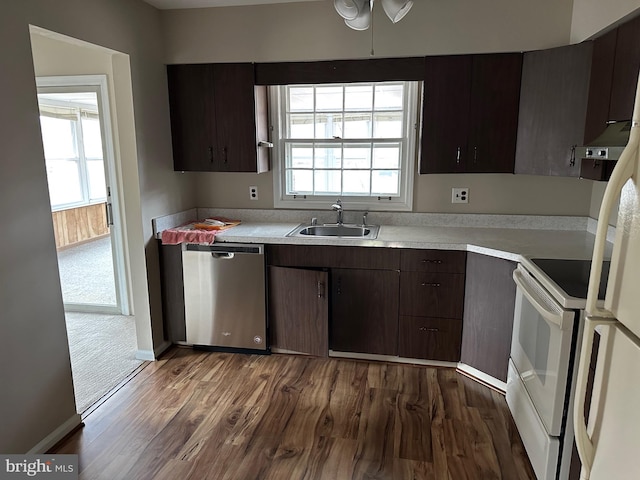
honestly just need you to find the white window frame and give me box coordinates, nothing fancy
[270,81,420,212]
[38,96,107,212]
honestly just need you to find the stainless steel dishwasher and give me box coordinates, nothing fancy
[182,243,268,353]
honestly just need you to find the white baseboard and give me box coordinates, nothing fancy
[457,363,507,393]
[135,349,156,361]
[329,350,458,368]
[28,413,82,454]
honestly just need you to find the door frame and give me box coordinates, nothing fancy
[37,74,131,315]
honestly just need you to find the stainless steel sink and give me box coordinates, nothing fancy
[287,223,380,239]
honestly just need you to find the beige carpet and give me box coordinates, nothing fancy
[65,312,145,413]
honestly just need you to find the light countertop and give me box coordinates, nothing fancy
[212,222,609,263]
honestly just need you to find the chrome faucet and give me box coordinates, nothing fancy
[331,199,344,225]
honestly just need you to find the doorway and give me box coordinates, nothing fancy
[37,77,129,315]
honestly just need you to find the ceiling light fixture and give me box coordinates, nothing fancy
[334,0,413,31]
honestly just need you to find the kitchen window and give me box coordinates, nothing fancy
[271,81,420,211]
[38,99,106,210]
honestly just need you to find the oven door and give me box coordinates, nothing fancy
[511,265,576,436]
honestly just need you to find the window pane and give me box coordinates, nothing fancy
[315,86,343,111]
[81,117,104,158]
[40,116,77,159]
[287,169,313,194]
[288,143,313,168]
[315,145,342,168]
[372,170,399,195]
[373,143,401,168]
[314,170,341,195]
[344,113,372,138]
[46,159,83,207]
[315,113,343,139]
[343,145,371,169]
[87,159,107,201]
[375,83,404,110]
[288,86,314,111]
[345,85,373,110]
[343,170,370,195]
[287,113,314,138]
[373,111,403,138]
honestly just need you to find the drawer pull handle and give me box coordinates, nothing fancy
[317,281,325,298]
[421,282,441,287]
[421,259,443,264]
[419,327,439,332]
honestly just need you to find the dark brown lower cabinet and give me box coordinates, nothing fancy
[268,266,328,357]
[330,268,400,356]
[398,316,462,361]
[460,253,517,382]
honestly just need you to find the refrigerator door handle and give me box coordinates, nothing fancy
[573,315,618,480]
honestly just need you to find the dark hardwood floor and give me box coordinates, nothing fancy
[52,347,535,480]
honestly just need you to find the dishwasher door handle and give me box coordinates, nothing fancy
[211,252,235,259]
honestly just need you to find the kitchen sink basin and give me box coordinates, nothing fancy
[287,223,380,239]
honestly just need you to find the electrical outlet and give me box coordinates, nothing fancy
[249,186,258,201]
[451,187,469,204]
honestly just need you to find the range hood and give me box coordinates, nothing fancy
[580,120,632,161]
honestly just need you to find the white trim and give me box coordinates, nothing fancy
[37,75,132,316]
[329,350,458,368]
[456,363,507,393]
[27,414,82,454]
[270,82,419,212]
[136,349,157,361]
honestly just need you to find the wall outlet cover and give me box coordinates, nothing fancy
[452,187,469,204]
[249,186,258,200]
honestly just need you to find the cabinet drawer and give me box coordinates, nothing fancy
[398,316,462,361]
[400,249,466,273]
[267,245,400,270]
[400,272,465,318]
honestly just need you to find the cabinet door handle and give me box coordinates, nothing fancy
[419,327,439,332]
[317,281,324,298]
[208,146,214,163]
[421,259,442,264]
[456,146,461,165]
[421,282,441,287]
[473,146,478,163]
[223,146,228,164]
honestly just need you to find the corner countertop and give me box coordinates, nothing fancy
[212,222,608,263]
[154,209,613,263]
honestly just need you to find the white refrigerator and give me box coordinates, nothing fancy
[573,74,640,479]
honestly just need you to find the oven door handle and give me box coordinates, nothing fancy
[513,268,573,330]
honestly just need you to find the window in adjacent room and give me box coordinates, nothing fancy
[271,81,420,211]
[38,95,107,210]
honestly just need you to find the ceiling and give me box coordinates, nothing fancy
[143,0,322,9]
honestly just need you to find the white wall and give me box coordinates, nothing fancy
[571,0,640,42]
[164,0,601,217]
[0,0,193,453]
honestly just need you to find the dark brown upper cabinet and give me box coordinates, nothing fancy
[584,15,640,144]
[167,63,270,173]
[420,53,523,174]
[515,43,593,177]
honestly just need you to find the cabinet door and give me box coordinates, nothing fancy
[159,243,186,342]
[584,29,618,144]
[211,63,260,172]
[331,268,400,356]
[167,64,215,171]
[268,266,328,357]
[467,53,523,173]
[609,15,640,122]
[460,253,517,382]
[420,55,472,173]
[515,43,592,177]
